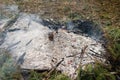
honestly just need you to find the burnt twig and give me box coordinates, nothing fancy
[43,58,64,80]
[75,45,88,72]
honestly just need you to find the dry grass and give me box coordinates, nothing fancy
[0,0,119,24]
[0,0,102,21]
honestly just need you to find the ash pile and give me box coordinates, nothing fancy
[0,5,106,79]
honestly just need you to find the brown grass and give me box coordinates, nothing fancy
[0,0,119,26]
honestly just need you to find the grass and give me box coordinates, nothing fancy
[0,0,105,21]
[77,62,117,80]
[0,49,22,80]
[28,70,70,80]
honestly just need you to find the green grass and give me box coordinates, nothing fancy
[29,70,70,80]
[0,49,22,80]
[77,63,116,80]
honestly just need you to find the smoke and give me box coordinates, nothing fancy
[42,19,103,41]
